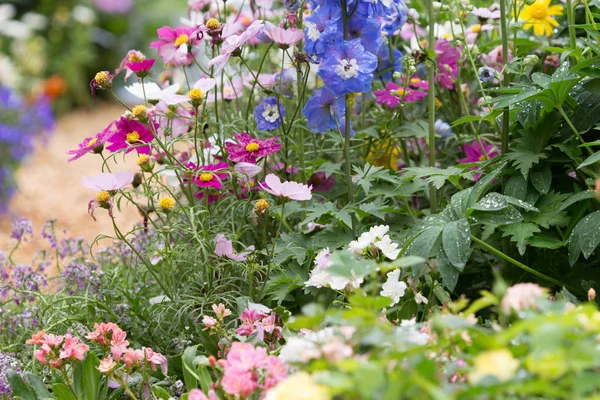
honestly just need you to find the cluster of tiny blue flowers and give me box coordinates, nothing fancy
[0,87,54,213]
[302,0,407,134]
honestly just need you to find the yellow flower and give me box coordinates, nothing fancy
[468,349,520,384]
[159,197,176,212]
[206,18,220,30]
[265,373,330,400]
[365,140,402,171]
[519,0,564,37]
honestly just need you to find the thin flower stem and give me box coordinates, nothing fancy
[557,105,594,156]
[566,0,577,50]
[471,235,565,287]
[427,0,437,212]
[499,0,510,158]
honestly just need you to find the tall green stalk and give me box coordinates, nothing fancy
[499,0,510,158]
[342,0,356,235]
[427,0,437,212]
[566,0,577,49]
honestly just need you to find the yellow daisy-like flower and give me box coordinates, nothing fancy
[519,0,564,37]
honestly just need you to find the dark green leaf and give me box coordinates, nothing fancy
[442,218,471,270]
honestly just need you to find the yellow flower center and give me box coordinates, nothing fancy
[443,33,453,39]
[530,3,548,19]
[127,131,140,143]
[199,173,214,182]
[245,142,260,152]
[96,191,110,203]
[472,23,482,33]
[395,88,405,96]
[175,33,189,47]
[137,154,150,166]
[206,18,220,30]
[254,199,270,212]
[188,88,204,100]
[159,197,176,211]
[87,138,98,148]
[94,71,110,86]
[478,154,487,161]
[410,77,421,85]
[128,53,143,62]
[435,98,442,109]
[132,105,147,118]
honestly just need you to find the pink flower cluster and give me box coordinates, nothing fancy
[220,342,287,397]
[202,303,233,333]
[236,305,283,346]
[86,322,168,376]
[27,331,89,369]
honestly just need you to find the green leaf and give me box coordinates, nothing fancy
[505,148,547,178]
[471,192,508,212]
[81,353,101,400]
[316,161,343,178]
[437,257,460,291]
[326,251,377,279]
[505,174,528,200]
[348,295,392,310]
[467,162,506,208]
[182,345,199,390]
[442,218,471,270]
[526,234,564,249]
[51,384,77,400]
[569,211,600,265]
[578,151,600,169]
[402,166,472,190]
[471,206,524,225]
[152,387,172,400]
[405,226,444,259]
[7,371,37,400]
[502,222,541,256]
[332,208,353,228]
[197,365,213,395]
[503,195,539,212]
[530,165,552,194]
[355,202,386,221]
[23,373,52,400]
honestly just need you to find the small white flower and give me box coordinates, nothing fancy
[72,5,96,25]
[348,231,375,255]
[369,225,390,240]
[262,103,280,123]
[374,235,400,260]
[414,292,429,304]
[380,269,407,305]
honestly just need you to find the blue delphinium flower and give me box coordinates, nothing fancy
[318,39,378,95]
[377,45,403,82]
[435,119,452,138]
[254,97,286,131]
[304,4,342,58]
[302,87,354,136]
[274,67,297,98]
[380,0,408,36]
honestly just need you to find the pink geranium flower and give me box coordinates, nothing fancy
[82,172,133,220]
[374,82,427,108]
[125,58,155,78]
[67,123,114,162]
[105,117,155,155]
[260,174,312,201]
[214,233,255,261]
[59,335,89,361]
[225,132,281,163]
[150,26,199,66]
[188,389,219,400]
[97,356,117,374]
[265,24,304,48]
[435,39,459,90]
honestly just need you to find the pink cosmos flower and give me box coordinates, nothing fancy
[105,117,155,155]
[234,162,263,180]
[188,389,219,400]
[97,356,117,374]
[82,172,133,220]
[164,78,217,105]
[125,58,155,78]
[186,162,230,189]
[434,39,459,90]
[207,20,264,73]
[265,24,304,48]
[260,174,312,201]
[400,23,425,41]
[374,82,427,108]
[150,26,199,66]
[115,50,147,81]
[501,283,548,315]
[242,73,277,89]
[67,123,114,162]
[472,7,501,19]
[214,233,255,261]
[482,44,513,71]
[458,141,499,181]
[225,132,281,164]
[150,101,192,138]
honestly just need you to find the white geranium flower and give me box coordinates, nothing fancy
[374,235,400,260]
[414,292,429,304]
[380,269,407,305]
[305,248,363,291]
[369,225,389,240]
[348,231,375,255]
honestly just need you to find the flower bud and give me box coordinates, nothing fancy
[589,288,596,301]
[132,172,143,189]
[523,54,539,66]
[159,197,176,212]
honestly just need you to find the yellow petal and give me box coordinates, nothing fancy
[547,17,559,27]
[548,5,564,16]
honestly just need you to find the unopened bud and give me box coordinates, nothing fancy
[524,54,539,66]
[589,288,596,301]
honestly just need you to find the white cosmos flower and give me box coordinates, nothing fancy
[125,82,181,103]
[380,269,407,305]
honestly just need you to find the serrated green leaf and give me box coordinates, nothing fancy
[505,148,547,178]
[502,222,541,255]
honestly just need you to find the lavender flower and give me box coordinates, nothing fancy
[0,352,23,396]
[62,262,102,295]
[41,220,58,249]
[10,217,33,241]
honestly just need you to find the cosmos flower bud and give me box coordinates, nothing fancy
[206,18,220,30]
[159,197,176,212]
[132,172,143,188]
[254,199,270,215]
[131,105,148,121]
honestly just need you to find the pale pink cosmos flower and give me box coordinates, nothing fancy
[501,283,548,315]
[260,174,312,201]
[98,356,117,374]
[82,172,133,220]
[472,7,501,19]
[265,24,304,48]
[214,233,255,261]
[234,162,263,180]
[162,77,217,104]
[207,20,264,73]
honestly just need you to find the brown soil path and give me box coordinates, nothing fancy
[0,104,142,265]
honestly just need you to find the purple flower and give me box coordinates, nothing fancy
[62,262,102,295]
[0,352,23,396]
[254,97,285,131]
[308,172,336,192]
[318,39,378,95]
[224,132,281,163]
[302,87,352,135]
[11,217,33,241]
[41,220,58,249]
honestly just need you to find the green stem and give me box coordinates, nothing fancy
[557,105,593,155]
[427,0,437,212]
[499,0,510,158]
[566,0,577,50]
[471,235,565,287]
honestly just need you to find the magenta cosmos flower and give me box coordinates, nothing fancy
[150,26,199,66]
[115,50,146,81]
[265,24,304,48]
[224,132,281,164]
[186,162,230,189]
[82,172,133,220]
[67,123,114,162]
[260,174,312,201]
[105,117,155,155]
[435,39,459,90]
[374,82,427,108]
[125,58,155,78]
[458,141,499,181]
